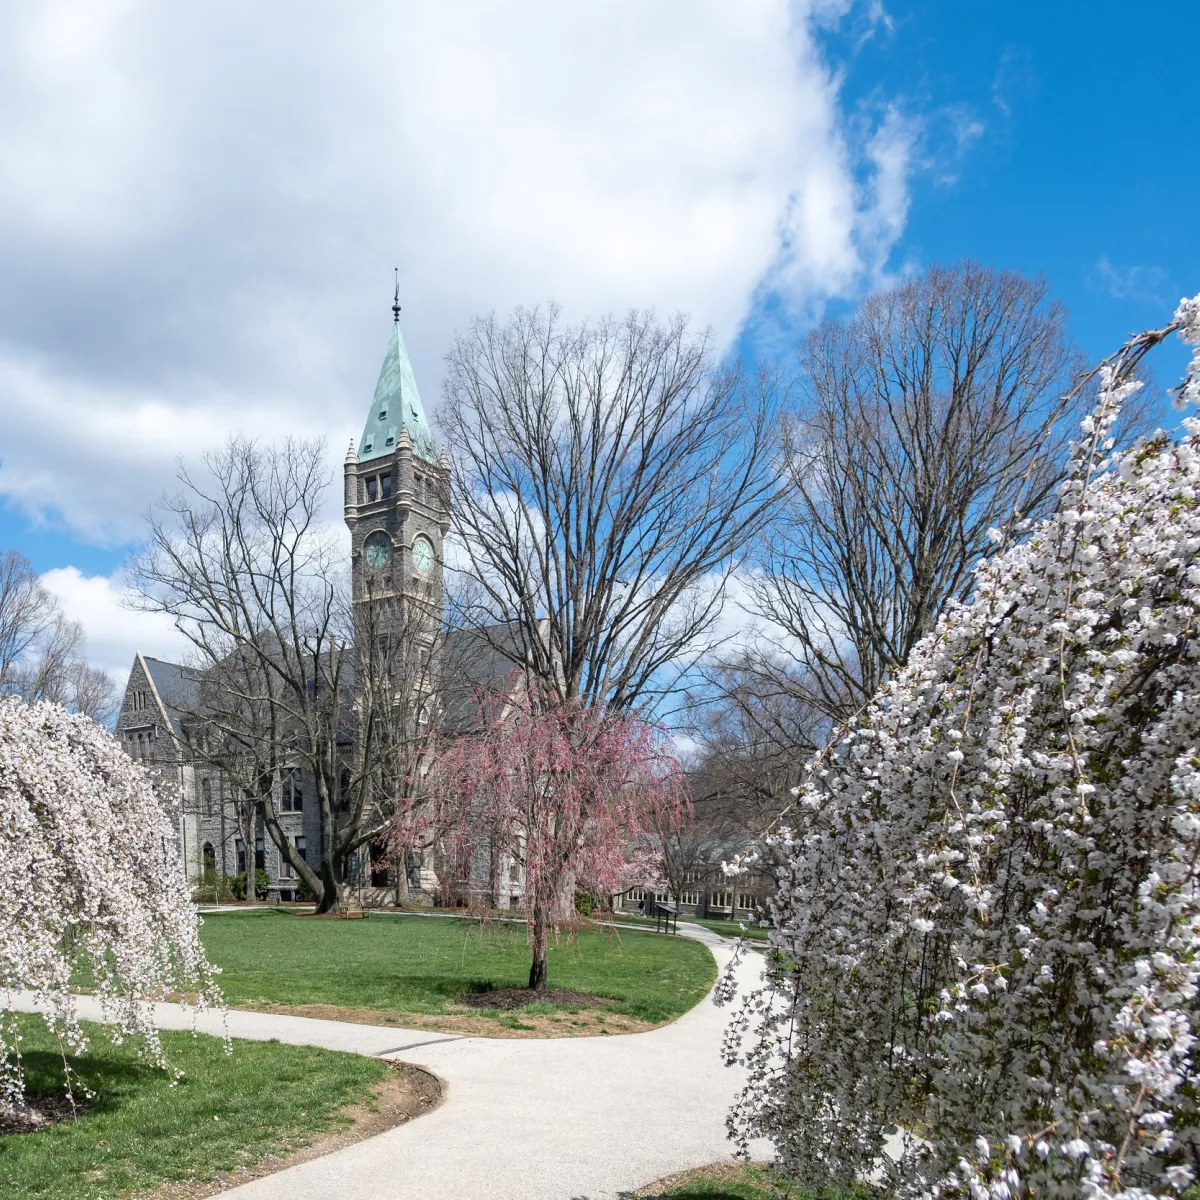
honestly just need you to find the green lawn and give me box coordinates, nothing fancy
[199,909,717,1024]
[637,1163,877,1200]
[640,1164,780,1199]
[606,914,772,942]
[0,1013,387,1200]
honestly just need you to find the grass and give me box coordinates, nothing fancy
[0,1013,388,1200]
[636,1162,878,1200]
[606,913,772,942]
[640,1163,781,1199]
[198,909,717,1025]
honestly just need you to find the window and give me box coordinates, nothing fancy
[235,838,246,874]
[281,834,305,877]
[282,768,303,813]
[709,891,733,910]
[654,890,670,904]
[338,768,351,810]
[366,476,378,502]
[380,472,392,499]
[295,836,306,863]
[736,892,757,912]
[202,842,216,871]
[255,837,265,871]
[200,778,213,815]
[626,888,645,903]
[680,890,700,906]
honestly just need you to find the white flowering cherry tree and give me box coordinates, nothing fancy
[721,296,1200,1200]
[0,699,221,1110]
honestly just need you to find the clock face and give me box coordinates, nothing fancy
[364,531,392,569]
[411,536,435,575]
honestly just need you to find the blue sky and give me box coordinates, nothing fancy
[0,0,1193,677]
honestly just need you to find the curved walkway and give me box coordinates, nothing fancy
[12,924,768,1200]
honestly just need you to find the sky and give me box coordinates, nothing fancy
[0,0,1193,683]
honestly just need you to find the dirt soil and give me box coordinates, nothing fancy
[454,985,613,1011]
[239,1000,657,1038]
[136,1061,441,1200]
[0,1093,89,1134]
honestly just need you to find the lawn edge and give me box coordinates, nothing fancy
[130,1059,443,1200]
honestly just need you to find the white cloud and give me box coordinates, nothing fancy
[40,566,191,682]
[0,0,916,543]
[1093,256,1171,305]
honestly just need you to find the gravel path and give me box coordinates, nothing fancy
[10,923,768,1199]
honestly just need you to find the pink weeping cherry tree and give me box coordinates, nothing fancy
[389,687,685,990]
[719,295,1200,1200]
[0,699,222,1113]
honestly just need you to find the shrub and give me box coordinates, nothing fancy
[0,700,222,1108]
[723,298,1200,1200]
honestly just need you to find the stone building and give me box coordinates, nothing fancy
[116,309,513,904]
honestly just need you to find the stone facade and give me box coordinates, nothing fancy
[116,315,460,904]
[115,652,321,901]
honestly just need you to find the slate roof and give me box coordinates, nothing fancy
[129,621,530,742]
[439,622,530,735]
[141,655,204,741]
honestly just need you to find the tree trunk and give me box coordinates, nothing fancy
[314,858,345,914]
[528,902,550,991]
[394,856,411,907]
[552,867,577,921]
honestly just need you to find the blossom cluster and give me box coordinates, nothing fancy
[392,689,682,907]
[722,296,1200,1200]
[0,699,222,1109]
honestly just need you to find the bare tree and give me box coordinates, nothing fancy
[0,550,118,723]
[130,436,439,913]
[438,306,782,714]
[740,261,1144,727]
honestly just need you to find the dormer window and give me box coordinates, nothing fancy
[362,439,373,453]
[366,477,378,502]
[378,409,387,421]
[385,435,394,447]
[380,472,392,499]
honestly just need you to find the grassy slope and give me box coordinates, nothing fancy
[200,910,717,1023]
[0,1014,386,1200]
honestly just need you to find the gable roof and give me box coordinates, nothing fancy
[139,654,204,741]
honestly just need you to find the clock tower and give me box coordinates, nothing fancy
[344,309,451,640]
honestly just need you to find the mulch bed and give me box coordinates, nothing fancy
[454,986,613,1011]
[0,1093,89,1135]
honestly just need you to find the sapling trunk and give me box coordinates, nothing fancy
[528,902,550,990]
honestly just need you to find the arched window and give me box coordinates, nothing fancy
[202,842,217,872]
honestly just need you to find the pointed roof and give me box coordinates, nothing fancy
[359,323,437,465]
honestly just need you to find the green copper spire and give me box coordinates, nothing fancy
[358,322,436,465]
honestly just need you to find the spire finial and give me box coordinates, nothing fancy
[392,267,401,324]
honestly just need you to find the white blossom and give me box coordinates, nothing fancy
[721,298,1200,1200]
[0,699,222,1109]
